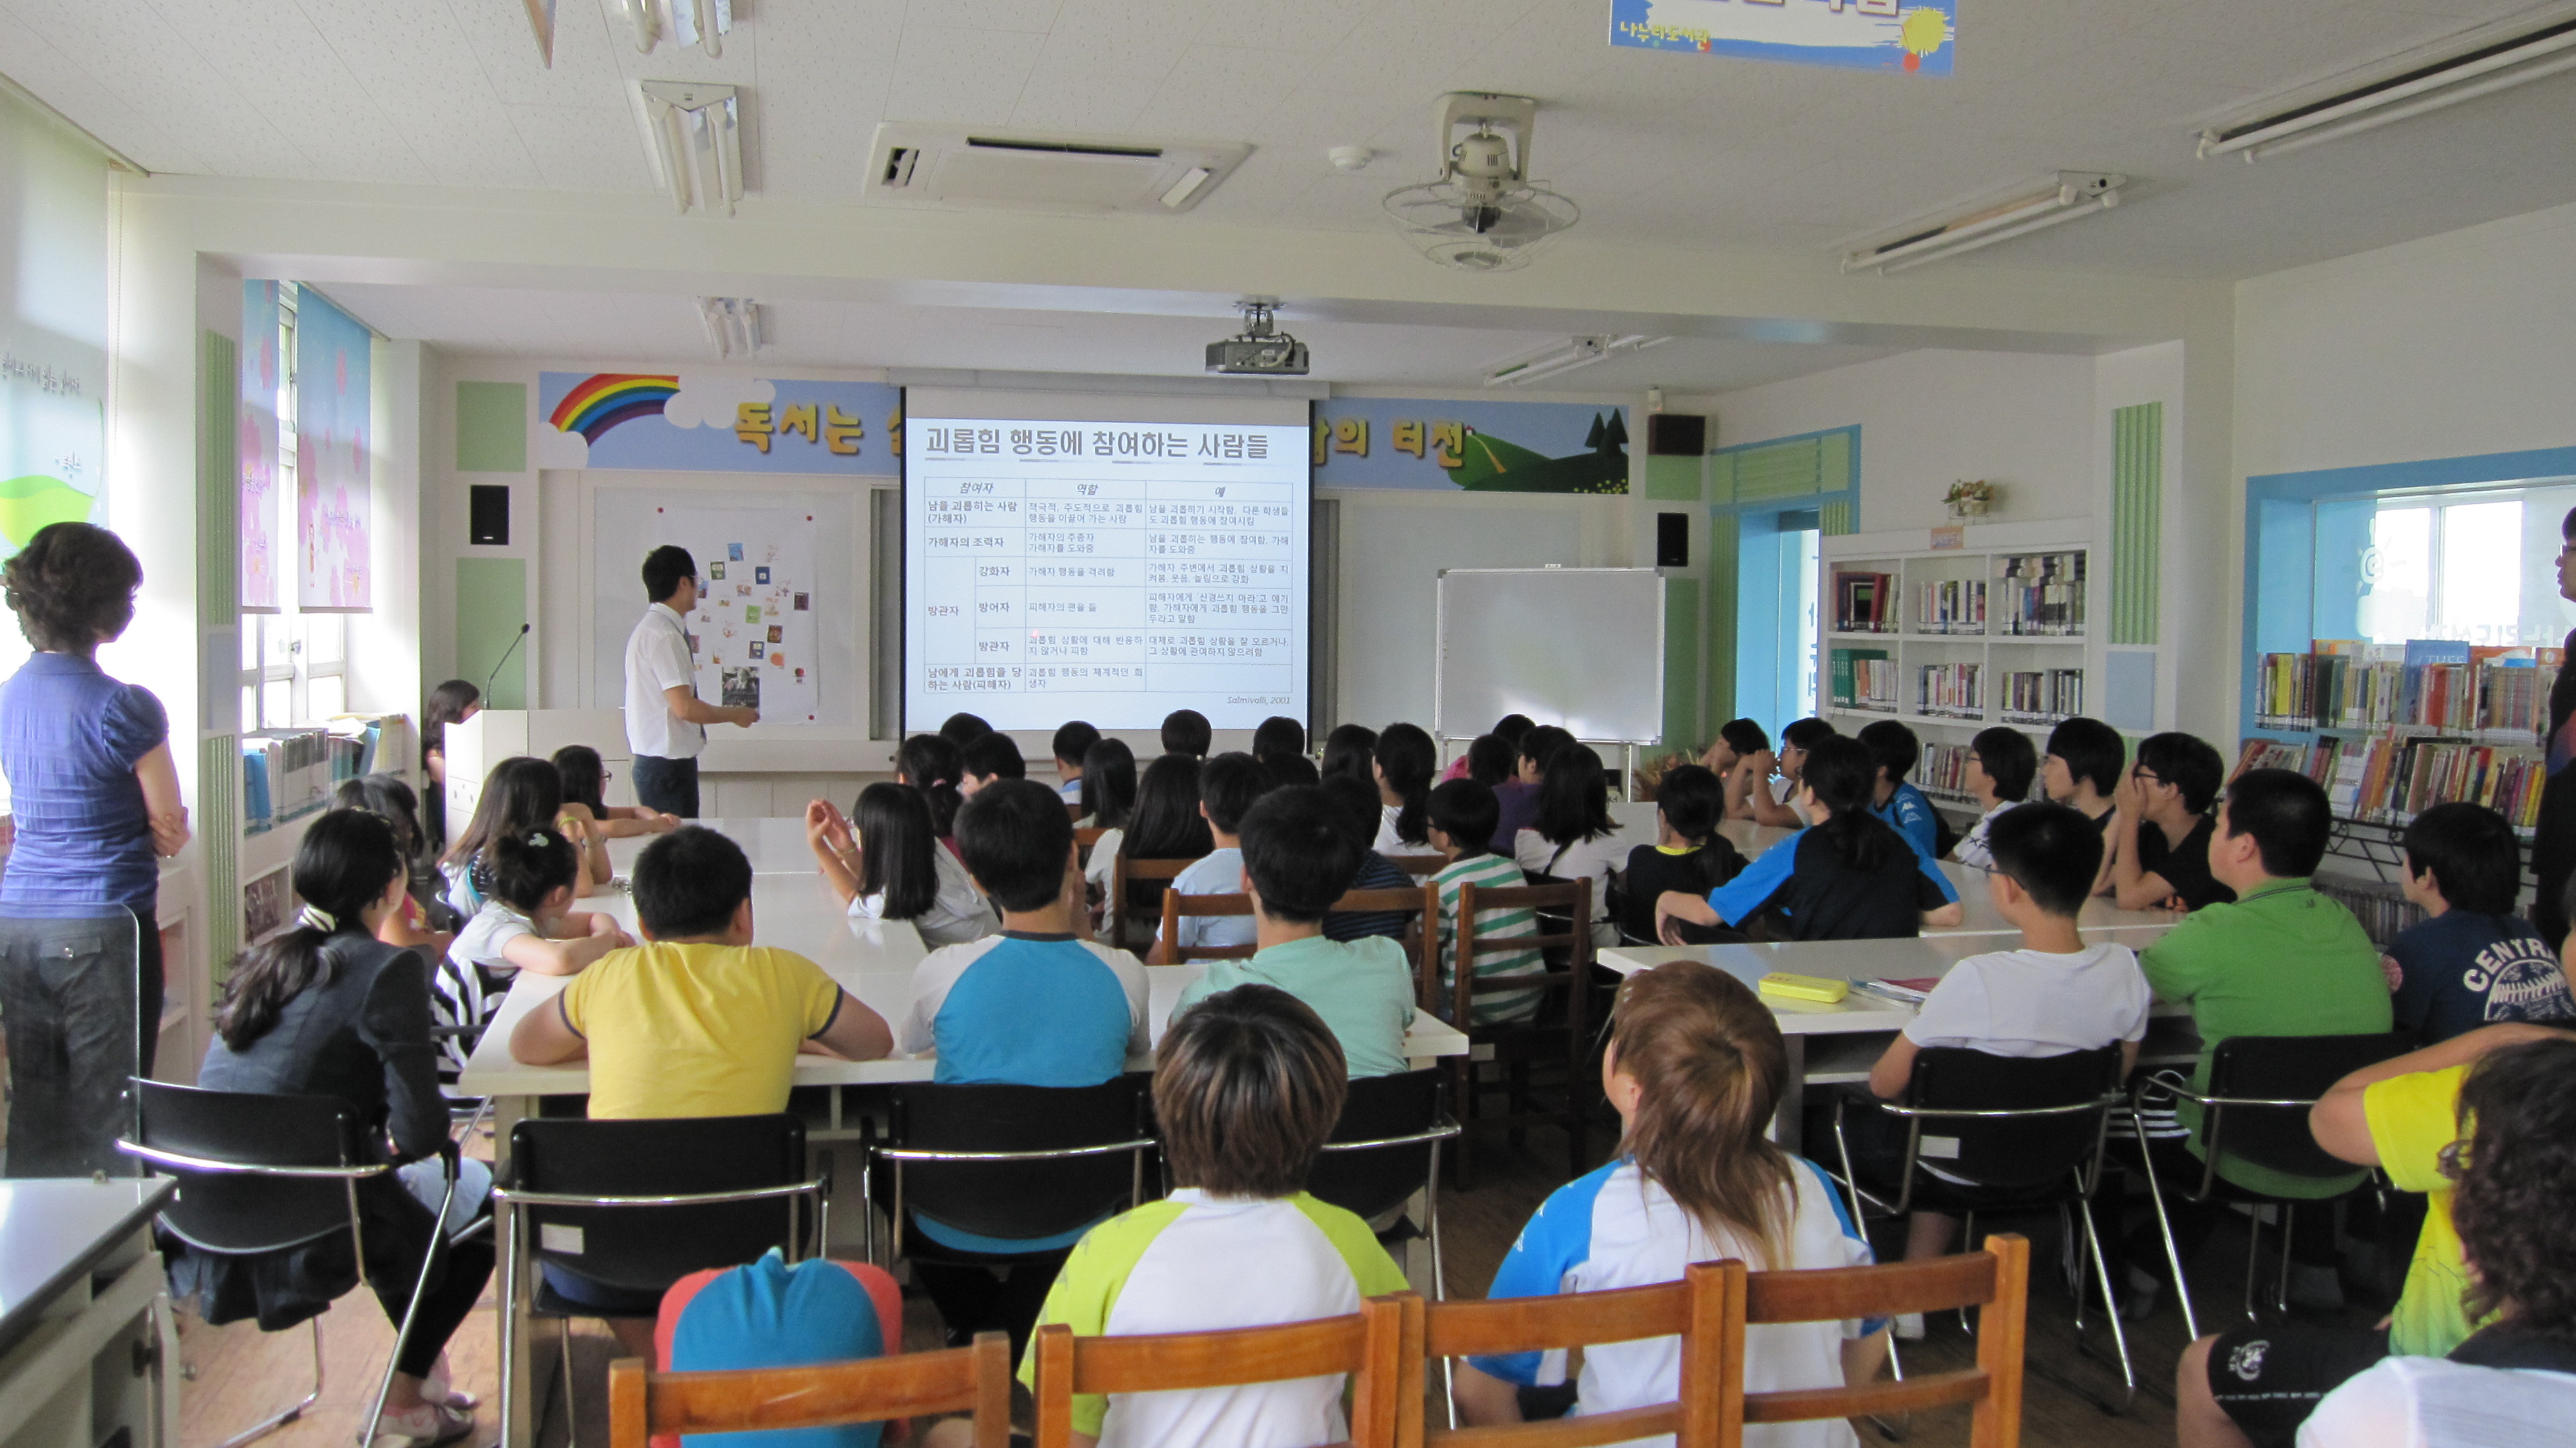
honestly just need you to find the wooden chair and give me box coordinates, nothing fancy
[608,1332,1014,1448]
[1075,826,1108,853]
[1719,1234,2030,1448]
[1330,883,1441,987]
[1422,1263,1732,1448]
[1442,877,1596,1183]
[1066,800,1086,822]
[1108,854,1198,951]
[1032,1293,1419,1448]
[1158,891,1259,962]
[1157,884,1443,971]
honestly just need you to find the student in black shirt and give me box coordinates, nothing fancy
[1654,736,1963,942]
[1316,773,1414,945]
[1619,764,1745,944]
[2383,802,2575,1042]
[2107,731,2232,911]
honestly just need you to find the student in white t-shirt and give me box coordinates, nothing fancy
[1735,717,1832,830]
[1948,726,2038,870]
[1371,722,1439,853]
[1863,802,2147,1292]
[1149,752,1266,962]
[1513,741,1625,945]
[1457,961,1884,1444]
[444,826,632,1013]
[806,783,996,947]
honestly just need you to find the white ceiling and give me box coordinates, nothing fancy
[12,0,2576,383]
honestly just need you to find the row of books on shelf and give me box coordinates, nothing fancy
[2233,732,2547,833]
[2313,878,2429,949]
[2253,639,2560,741]
[1918,662,1984,718]
[1917,579,1986,634]
[242,715,399,833]
[1831,649,1900,711]
[1995,552,2086,636]
[1919,739,1977,803]
[1998,668,2083,725]
[1834,571,1896,633]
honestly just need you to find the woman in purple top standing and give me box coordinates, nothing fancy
[0,524,191,1176]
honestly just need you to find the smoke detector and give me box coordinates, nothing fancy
[1382,93,1580,272]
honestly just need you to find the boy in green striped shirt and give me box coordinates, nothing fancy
[1425,779,1546,1024]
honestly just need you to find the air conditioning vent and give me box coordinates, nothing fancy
[862,123,1250,215]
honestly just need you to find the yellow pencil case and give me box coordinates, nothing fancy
[1758,971,1850,1004]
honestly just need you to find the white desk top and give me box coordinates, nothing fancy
[1701,818,2181,937]
[606,817,822,877]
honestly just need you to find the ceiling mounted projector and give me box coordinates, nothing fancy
[1383,93,1580,272]
[1206,300,1309,376]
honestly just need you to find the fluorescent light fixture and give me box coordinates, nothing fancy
[697,296,761,358]
[1842,173,2125,276]
[1159,166,1213,208]
[639,81,743,216]
[1484,334,1666,388]
[2198,9,2576,162]
[623,0,731,58]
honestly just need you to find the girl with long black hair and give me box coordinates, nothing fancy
[1370,721,1438,851]
[807,782,997,946]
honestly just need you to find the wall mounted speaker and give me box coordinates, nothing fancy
[469,484,510,546]
[1656,511,1689,568]
[1647,413,1706,456]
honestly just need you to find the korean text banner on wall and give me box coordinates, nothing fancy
[535,372,902,475]
[295,288,371,612]
[1609,0,1955,75]
[0,91,108,559]
[1311,398,1629,494]
[241,281,279,613]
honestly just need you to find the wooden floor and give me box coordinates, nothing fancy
[174,1119,2389,1448]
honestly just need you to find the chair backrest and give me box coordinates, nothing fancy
[1075,826,1108,852]
[1726,1234,2028,1448]
[883,1076,1153,1250]
[1159,891,1258,963]
[1307,1069,1452,1224]
[1111,855,1198,949]
[125,1080,373,1255]
[610,1332,1015,1448]
[1448,878,1594,1031]
[1032,1293,1418,1448]
[2205,1032,2417,1181]
[1329,884,1441,983]
[1424,1265,1728,1448]
[1898,1043,2125,1190]
[508,1114,813,1297]
[1384,854,1446,877]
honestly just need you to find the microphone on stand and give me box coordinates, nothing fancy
[484,624,531,698]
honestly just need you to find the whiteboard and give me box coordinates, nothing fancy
[1435,567,1664,743]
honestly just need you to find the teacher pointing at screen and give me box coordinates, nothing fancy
[624,544,756,819]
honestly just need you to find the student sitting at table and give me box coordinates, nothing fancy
[1372,721,1439,853]
[1161,707,1211,759]
[1733,716,1834,829]
[898,779,1151,1349]
[1500,724,1575,851]
[961,731,1025,797]
[335,773,457,954]
[507,825,895,1357]
[898,732,969,846]
[1443,712,1535,782]
[444,828,630,1060]
[1264,750,1321,791]
[1654,735,1963,944]
[1619,763,1745,946]
[939,712,992,745]
[1012,985,1406,1448]
[1947,726,2035,870]
[1169,786,1416,1078]
[1855,803,2148,1325]
[1464,732,1517,789]
[1316,772,1416,946]
[2043,716,2125,830]
[807,783,998,947]
[1700,717,1770,784]
[1076,736,1138,891]
[2108,730,2233,911]
[1454,962,1884,1442]
[1513,742,1625,942]
[2119,768,2391,1318]
[1052,719,1101,805]
[440,755,606,915]
[1151,752,1265,962]
[2379,802,2573,1043]
[552,744,680,840]
[1319,722,1376,788]
[1859,719,1945,860]
[1253,714,1305,763]
[1424,779,1547,1024]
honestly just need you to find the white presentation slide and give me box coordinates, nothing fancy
[904,417,1311,731]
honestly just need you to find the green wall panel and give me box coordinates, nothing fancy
[2112,401,2162,645]
[1703,511,1741,733]
[1736,438,1822,501]
[201,736,238,980]
[457,557,529,709]
[1643,453,1701,501]
[1662,578,1700,748]
[457,381,527,473]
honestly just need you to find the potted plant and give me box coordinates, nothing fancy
[1944,479,1996,519]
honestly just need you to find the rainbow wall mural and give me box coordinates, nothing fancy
[547,373,681,443]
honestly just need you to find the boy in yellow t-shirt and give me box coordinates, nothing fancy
[511,824,894,1117]
[2172,1021,2571,1448]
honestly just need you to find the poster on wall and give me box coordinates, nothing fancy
[0,99,109,563]
[535,372,902,476]
[1311,398,1630,494]
[241,281,279,613]
[295,288,371,611]
[1609,0,1955,75]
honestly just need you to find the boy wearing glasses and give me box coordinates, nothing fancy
[2109,731,2233,911]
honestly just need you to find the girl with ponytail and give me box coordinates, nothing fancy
[1451,962,1886,1431]
[897,732,968,846]
[1370,721,1438,850]
[196,808,498,1443]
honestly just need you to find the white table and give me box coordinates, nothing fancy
[605,815,822,876]
[0,1180,177,1448]
[1703,818,2186,937]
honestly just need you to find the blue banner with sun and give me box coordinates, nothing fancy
[535,372,902,475]
[1610,0,1955,76]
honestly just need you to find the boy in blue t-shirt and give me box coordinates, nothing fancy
[2383,803,2575,1043]
[1859,719,1941,860]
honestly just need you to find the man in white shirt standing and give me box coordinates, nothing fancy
[624,546,756,818]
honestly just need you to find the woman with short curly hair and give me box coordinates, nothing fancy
[0,522,191,1176]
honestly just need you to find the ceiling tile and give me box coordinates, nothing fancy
[0,10,205,171]
[501,101,658,192]
[882,25,1045,126]
[904,0,1063,35]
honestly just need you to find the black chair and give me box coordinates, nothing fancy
[495,1113,822,1446]
[1303,1068,1462,1421]
[1826,1044,2135,1408]
[2130,1031,2416,1338]
[862,1076,1156,1267]
[119,1080,477,1448]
